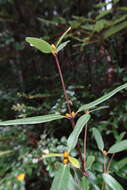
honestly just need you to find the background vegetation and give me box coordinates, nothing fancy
[0,0,127,189]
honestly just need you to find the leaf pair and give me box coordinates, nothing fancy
[25,27,71,55]
[42,153,80,169]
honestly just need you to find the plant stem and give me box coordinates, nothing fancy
[106,153,115,172]
[83,124,88,171]
[53,54,72,115]
[53,54,84,169]
[103,156,107,173]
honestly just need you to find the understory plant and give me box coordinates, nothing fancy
[0,27,127,190]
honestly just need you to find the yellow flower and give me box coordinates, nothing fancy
[16,173,25,181]
[65,112,76,119]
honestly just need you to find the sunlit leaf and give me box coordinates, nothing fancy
[69,156,80,168]
[26,37,52,53]
[0,114,64,125]
[78,83,127,112]
[108,140,127,154]
[92,128,104,151]
[67,114,91,152]
[86,155,95,169]
[103,173,124,190]
[0,150,13,157]
[51,164,70,190]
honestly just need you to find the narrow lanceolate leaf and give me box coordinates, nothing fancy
[69,156,80,168]
[103,173,124,190]
[0,114,64,126]
[90,106,109,113]
[117,158,127,170]
[67,174,80,190]
[81,176,90,190]
[51,164,70,190]
[42,153,63,159]
[108,140,127,154]
[86,155,95,170]
[67,114,91,152]
[26,37,52,53]
[56,27,71,47]
[104,21,127,39]
[0,150,13,157]
[78,83,127,113]
[92,128,104,151]
[57,40,70,52]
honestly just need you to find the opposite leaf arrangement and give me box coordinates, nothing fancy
[0,27,127,190]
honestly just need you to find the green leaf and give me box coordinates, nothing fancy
[92,128,104,151]
[118,7,127,11]
[69,156,80,168]
[96,10,111,20]
[104,21,127,39]
[0,150,13,157]
[42,153,63,159]
[0,114,64,126]
[117,158,127,170]
[67,174,80,190]
[67,114,91,152]
[56,27,71,47]
[51,164,70,190]
[86,155,95,170]
[78,83,127,112]
[81,176,90,190]
[108,140,127,154]
[103,173,124,190]
[26,37,52,53]
[81,24,94,31]
[57,40,70,52]
[90,106,109,113]
[112,15,127,25]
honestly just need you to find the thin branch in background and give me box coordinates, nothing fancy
[83,124,88,171]
[106,153,115,172]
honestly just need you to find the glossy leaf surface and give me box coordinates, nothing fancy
[92,128,104,151]
[67,114,91,152]
[78,83,127,112]
[103,173,124,190]
[26,37,52,53]
[0,114,64,125]
[51,164,70,190]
